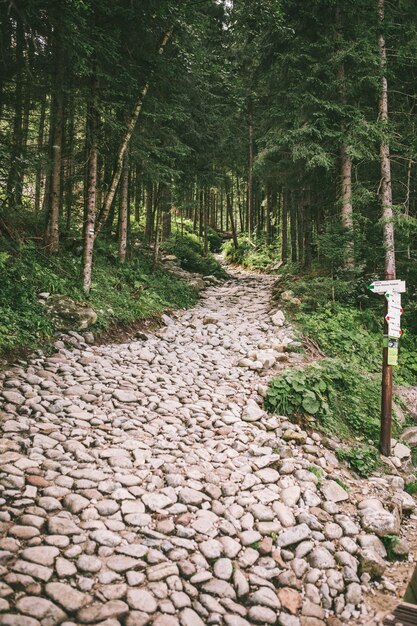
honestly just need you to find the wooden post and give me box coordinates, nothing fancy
[378,0,395,457]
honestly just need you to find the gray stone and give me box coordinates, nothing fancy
[179,608,206,626]
[45,582,90,611]
[15,596,66,626]
[76,600,129,623]
[277,524,311,548]
[321,480,349,503]
[242,400,265,422]
[21,546,59,567]
[127,589,157,613]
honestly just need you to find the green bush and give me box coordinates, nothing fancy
[163,234,227,279]
[223,238,280,271]
[172,218,223,253]
[207,227,223,253]
[264,358,387,444]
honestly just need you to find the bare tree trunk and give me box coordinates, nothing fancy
[95,27,173,236]
[297,195,304,266]
[199,189,203,238]
[45,12,64,253]
[378,0,395,280]
[65,99,75,231]
[6,18,24,208]
[282,190,288,264]
[203,188,209,257]
[226,180,238,250]
[82,76,99,293]
[193,184,198,233]
[35,93,47,213]
[265,188,272,245]
[161,185,171,241]
[336,4,354,268]
[134,164,141,222]
[118,152,129,263]
[290,192,297,262]
[145,182,154,243]
[247,102,254,240]
[378,0,396,457]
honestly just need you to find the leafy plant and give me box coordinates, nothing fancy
[381,535,404,561]
[405,481,417,495]
[265,358,385,444]
[336,446,380,477]
[307,465,324,486]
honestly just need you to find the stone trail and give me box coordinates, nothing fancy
[0,268,415,626]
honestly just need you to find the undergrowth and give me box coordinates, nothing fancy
[163,233,227,279]
[0,241,198,355]
[264,358,392,445]
[223,237,281,271]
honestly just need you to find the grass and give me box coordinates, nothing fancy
[0,239,201,356]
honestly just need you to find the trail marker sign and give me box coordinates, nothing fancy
[368,279,406,294]
[369,277,406,458]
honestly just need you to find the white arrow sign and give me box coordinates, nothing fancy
[385,292,402,305]
[369,279,406,294]
[388,325,402,339]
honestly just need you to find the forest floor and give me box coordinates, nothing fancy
[0,265,416,626]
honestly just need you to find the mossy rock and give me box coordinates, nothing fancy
[45,295,97,330]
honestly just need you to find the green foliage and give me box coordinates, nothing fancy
[163,234,227,279]
[334,478,350,492]
[0,244,198,355]
[223,238,280,271]
[307,466,324,486]
[276,274,417,385]
[174,219,223,253]
[381,535,404,562]
[265,358,384,444]
[295,303,381,373]
[336,446,380,477]
[405,481,417,495]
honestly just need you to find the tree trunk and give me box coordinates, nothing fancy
[303,191,312,270]
[247,102,254,239]
[282,190,288,264]
[378,0,395,280]
[290,192,297,262]
[135,164,141,222]
[95,27,173,237]
[336,4,354,268]
[297,195,304,266]
[378,0,396,457]
[35,93,47,213]
[199,189,204,238]
[82,76,99,293]
[162,185,171,241]
[118,152,129,263]
[6,18,24,208]
[203,188,209,257]
[145,182,154,243]
[63,96,74,231]
[45,12,64,253]
[226,181,238,250]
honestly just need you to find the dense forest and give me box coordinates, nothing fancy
[1,0,417,350]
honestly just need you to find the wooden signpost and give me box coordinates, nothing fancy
[368,279,406,456]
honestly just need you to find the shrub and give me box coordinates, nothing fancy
[163,234,227,279]
[265,358,387,444]
[336,445,380,477]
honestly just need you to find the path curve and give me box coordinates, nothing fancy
[0,267,411,626]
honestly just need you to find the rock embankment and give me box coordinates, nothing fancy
[0,268,415,626]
